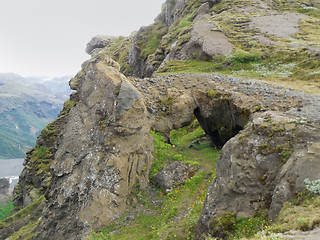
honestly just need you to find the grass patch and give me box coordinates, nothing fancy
[269,190,320,233]
[0,199,14,221]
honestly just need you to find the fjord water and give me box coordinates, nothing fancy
[0,158,24,189]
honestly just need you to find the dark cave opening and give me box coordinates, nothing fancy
[193,101,250,148]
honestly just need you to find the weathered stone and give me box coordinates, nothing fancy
[153,162,199,193]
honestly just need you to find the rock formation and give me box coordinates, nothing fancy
[1,0,320,239]
[1,57,320,239]
[196,111,320,238]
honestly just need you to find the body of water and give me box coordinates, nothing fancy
[0,158,24,189]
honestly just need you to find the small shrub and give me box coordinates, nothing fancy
[210,212,236,238]
[227,50,261,64]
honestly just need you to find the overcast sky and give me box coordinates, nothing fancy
[0,0,165,77]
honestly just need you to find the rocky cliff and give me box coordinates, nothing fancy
[1,0,320,239]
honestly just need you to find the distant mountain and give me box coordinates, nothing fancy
[0,73,72,159]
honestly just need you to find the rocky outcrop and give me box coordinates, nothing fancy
[86,35,114,56]
[127,72,320,238]
[196,111,320,238]
[1,57,154,239]
[95,0,319,81]
[2,1,320,239]
[162,21,234,64]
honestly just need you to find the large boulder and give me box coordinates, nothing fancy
[153,162,199,193]
[86,35,113,56]
[196,111,320,238]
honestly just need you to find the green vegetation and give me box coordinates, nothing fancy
[208,211,269,239]
[264,190,320,234]
[0,199,14,221]
[7,218,40,240]
[90,120,220,239]
[0,195,44,228]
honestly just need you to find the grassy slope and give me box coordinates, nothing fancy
[156,0,320,94]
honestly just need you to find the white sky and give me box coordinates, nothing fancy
[0,0,165,77]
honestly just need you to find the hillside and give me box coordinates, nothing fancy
[88,0,320,93]
[0,73,71,159]
[0,0,319,239]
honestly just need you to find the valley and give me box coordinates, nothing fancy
[0,73,71,159]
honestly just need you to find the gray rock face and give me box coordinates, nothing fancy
[153,162,199,193]
[196,111,320,238]
[3,59,320,239]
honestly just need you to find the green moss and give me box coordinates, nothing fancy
[232,215,268,239]
[207,89,221,98]
[258,143,272,155]
[140,32,164,59]
[60,100,76,116]
[8,218,40,240]
[227,50,261,64]
[269,190,320,233]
